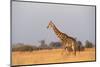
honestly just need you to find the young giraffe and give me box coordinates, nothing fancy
[47,21,76,56]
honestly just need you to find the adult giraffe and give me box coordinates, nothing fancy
[47,21,77,56]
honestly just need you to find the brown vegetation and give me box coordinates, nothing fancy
[12,48,95,66]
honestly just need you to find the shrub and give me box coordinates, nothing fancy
[12,44,39,52]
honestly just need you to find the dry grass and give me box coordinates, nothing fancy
[12,48,96,66]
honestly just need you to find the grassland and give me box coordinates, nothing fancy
[12,48,95,66]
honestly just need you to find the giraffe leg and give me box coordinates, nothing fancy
[65,47,70,56]
[61,46,66,55]
[72,44,76,56]
[61,47,70,58]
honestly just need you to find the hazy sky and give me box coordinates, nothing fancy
[12,1,95,45]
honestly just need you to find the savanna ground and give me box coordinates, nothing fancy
[12,48,95,66]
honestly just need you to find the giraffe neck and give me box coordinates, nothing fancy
[52,24,62,37]
[51,24,70,42]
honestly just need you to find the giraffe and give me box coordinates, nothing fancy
[47,21,77,56]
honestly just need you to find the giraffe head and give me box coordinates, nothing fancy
[47,21,54,29]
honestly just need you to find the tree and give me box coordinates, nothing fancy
[39,40,49,49]
[76,41,84,51]
[49,42,61,48]
[85,40,94,48]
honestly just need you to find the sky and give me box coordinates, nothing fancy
[12,1,95,46]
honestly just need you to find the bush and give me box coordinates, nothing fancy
[12,44,39,52]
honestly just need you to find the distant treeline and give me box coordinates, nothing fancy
[12,40,95,52]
